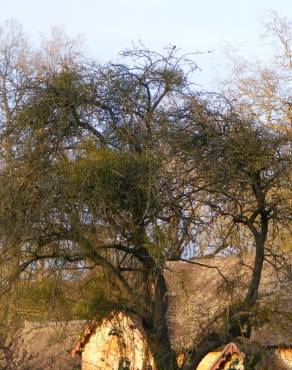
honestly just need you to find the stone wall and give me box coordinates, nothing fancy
[82,312,155,370]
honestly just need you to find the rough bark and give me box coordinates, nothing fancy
[245,213,268,305]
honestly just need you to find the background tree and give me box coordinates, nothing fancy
[221,11,292,132]
[219,12,292,261]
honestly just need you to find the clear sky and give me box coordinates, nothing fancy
[1,0,292,88]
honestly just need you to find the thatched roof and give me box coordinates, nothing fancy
[5,320,85,370]
[165,255,292,350]
[71,254,292,356]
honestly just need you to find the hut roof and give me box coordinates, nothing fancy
[165,255,292,350]
[72,254,292,354]
[6,320,85,370]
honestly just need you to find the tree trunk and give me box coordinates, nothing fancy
[146,324,178,370]
[245,213,268,305]
[142,266,178,370]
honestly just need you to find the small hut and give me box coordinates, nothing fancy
[71,312,155,370]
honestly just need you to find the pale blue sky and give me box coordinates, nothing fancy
[1,0,292,87]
